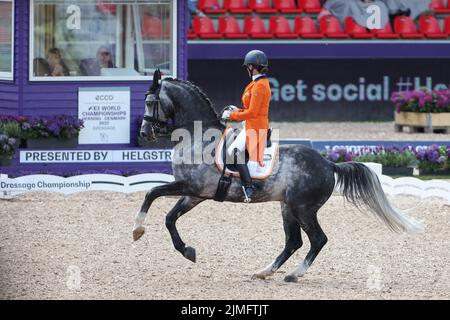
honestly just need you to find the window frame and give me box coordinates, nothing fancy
[29,0,177,82]
[0,0,14,81]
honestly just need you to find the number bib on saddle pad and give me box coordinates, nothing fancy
[214,128,279,180]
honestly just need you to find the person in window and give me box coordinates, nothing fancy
[187,0,205,29]
[80,45,115,76]
[318,0,389,29]
[381,0,433,21]
[46,48,70,76]
[221,50,271,203]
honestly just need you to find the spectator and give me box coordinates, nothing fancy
[187,0,205,29]
[382,0,433,21]
[319,0,389,29]
[46,47,70,76]
[80,45,115,76]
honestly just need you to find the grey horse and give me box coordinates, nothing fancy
[133,70,422,282]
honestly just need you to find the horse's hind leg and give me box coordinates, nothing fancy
[284,211,328,283]
[165,196,204,263]
[133,180,188,241]
[252,202,303,280]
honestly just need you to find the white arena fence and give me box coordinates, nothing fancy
[1,163,450,204]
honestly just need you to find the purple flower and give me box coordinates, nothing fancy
[0,134,7,143]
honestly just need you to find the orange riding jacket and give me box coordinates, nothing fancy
[230,76,271,164]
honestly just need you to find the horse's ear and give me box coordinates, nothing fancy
[149,68,161,93]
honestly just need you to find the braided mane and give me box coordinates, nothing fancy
[164,78,218,117]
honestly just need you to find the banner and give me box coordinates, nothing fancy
[188,59,450,121]
[19,149,173,164]
[78,87,130,144]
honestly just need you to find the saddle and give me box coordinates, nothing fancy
[214,128,279,180]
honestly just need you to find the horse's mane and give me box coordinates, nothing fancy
[164,78,218,117]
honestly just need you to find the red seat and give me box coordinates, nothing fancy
[345,17,373,39]
[445,16,450,34]
[269,16,297,38]
[219,16,248,38]
[319,16,349,38]
[274,0,303,13]
[299,0,322,13]
[193,16,222,39]
[432,0,450,14]
[142,16,163,39]
[249,0,277,13]
[224,0,253,13]
[294,16,323,38]
[370,22,400,39]
[419,15,448,38]
[244,16,274,38]
[394,16,424,38]
[187,26,197,39]
[96,1,116,14]
[198,0,226,14]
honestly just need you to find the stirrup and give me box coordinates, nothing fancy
[242,186,251,203]
[242,185,255,203]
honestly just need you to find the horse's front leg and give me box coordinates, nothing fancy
[133,180,188,241]
[165,196,204,262]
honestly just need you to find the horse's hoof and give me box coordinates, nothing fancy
[284,275,298,283]
[133,226,145,241]
[251,273,267,280]
[184,246,196,263]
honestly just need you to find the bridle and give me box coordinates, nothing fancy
[143,84,171,137]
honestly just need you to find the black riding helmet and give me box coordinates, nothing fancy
[243,50,268,68]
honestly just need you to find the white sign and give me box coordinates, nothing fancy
[0,173,174,196]
[20,149,173,163]
[78,87,130,144]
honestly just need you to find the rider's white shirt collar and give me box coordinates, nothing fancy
[252,74,265,81]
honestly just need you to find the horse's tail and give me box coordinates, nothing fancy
[333,162,424,236]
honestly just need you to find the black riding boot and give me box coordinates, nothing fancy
[235,163,256,203]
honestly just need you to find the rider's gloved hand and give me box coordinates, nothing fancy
[226,105,239,112]
[221,110,231,120]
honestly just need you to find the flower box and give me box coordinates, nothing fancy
[381,166,414,176]
[418,168,450,176]
[26,137,78,149]
[394,112,450,133]
[0,156,12,167]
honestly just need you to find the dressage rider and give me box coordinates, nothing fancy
[221,50,271,203]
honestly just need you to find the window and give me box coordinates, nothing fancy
[0,0,14,80]
[30,0,176,81]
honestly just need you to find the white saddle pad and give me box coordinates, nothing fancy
[215,128,279,180]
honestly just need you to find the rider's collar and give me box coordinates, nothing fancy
[252,74,266,81]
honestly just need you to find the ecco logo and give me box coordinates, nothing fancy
[95,95,114,101]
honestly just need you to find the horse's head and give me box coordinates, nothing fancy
[140,69,172,141]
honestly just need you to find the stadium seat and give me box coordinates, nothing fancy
[345,17,373,39]
[142,16,163,39]
[224,0,253,13]
[299,0,322,13]
[269,16,297,38]
[198,0,226,14]
[249,0,277,13]
[244,16,274,38]
[319,16,349,38]
[274,0,303,13]
[219,15,248,38]
[394,16,424,38]
[294,16,323,38]
[370,22,400,39]
[419,16,448,38]
[445,16,450,35]
[187,26,197,39]
[193,16,223,39]
[432,0,450,14]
